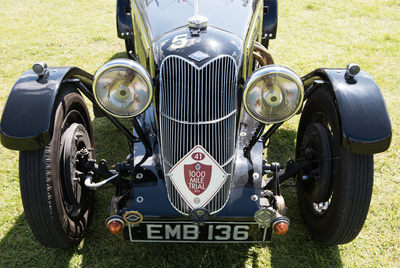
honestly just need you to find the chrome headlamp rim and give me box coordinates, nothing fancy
[243,65,304,124]
[93,59,153,118]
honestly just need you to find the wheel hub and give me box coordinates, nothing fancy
[298,122,332,214]
[60,123,92,218]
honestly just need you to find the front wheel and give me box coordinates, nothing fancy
[296,86,373,245]
[19,86,95,248]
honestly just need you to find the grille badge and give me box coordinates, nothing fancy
[189,51,209,62]
[189,208,210,223]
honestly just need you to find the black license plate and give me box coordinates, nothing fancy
[127,221,267,242]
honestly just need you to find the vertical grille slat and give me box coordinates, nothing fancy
[160,55,237,215]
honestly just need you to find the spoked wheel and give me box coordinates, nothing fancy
[19,86,95,248]
[296,86,373,245]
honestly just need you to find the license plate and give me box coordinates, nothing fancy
[127,221,267,243]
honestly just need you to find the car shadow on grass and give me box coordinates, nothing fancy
[0,213,76,267]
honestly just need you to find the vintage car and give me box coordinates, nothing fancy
[0,0,392,248]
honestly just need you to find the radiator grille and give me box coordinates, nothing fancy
[159,55,237,214]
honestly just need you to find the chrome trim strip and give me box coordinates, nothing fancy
[128,240,265,244]
[161,54,238,71]
[131,1,150,50]
[163,154,236,169]
[160,110,237,125]
[132,221,259,224]
[242,0,263,79]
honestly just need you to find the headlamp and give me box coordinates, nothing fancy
[93,59,153,118]
[243,65,304,124]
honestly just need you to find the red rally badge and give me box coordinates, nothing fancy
[184,162,212,195]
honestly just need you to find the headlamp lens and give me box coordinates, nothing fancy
[94,59,153,117]
[244,66,304,124]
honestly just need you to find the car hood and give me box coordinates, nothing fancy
[135,0,258,42]
[152,26,243,67]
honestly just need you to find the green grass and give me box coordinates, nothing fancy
[1,0,399,267]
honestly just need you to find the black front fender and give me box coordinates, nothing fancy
[302,68,391,154]
[0,67,93,151]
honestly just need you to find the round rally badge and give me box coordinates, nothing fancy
[195,163,201,170]
[123,211,144,225]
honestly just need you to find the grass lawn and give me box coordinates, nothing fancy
[0,0,399,267]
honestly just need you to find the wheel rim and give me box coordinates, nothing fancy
[298,122,333,216]
[59,110,92,220]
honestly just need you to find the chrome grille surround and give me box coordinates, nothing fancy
[159,55,238,215]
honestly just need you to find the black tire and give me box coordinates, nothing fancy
[296,86,373,245]
[19,85,95,248]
